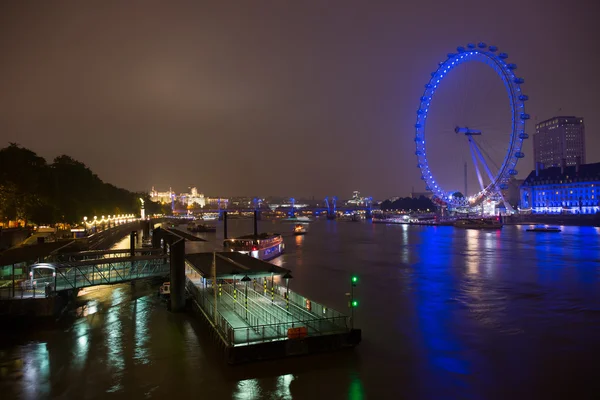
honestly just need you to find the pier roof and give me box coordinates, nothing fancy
[185,252,289,279]
[0,240,77,267]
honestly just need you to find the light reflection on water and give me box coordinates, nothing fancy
[133,299,150,365]
[106,288,125,392]
[1,221,600,399]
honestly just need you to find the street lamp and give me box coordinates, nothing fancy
[241,275,251,319]
[283,271,293,310]
[232,273,237,302]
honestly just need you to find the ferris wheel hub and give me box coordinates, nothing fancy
[455,126,482,135]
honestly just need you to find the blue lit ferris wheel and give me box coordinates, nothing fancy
[414,42,530,209]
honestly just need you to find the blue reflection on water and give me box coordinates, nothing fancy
[414,227,471,377]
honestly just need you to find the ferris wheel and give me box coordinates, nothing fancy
[414,42,530,209]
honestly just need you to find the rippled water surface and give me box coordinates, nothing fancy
[2,220,600,399]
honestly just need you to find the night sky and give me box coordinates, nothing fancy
[1,1,599,199]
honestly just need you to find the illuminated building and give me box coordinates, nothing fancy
[150,187,174,204]
[520,160,600,214]
[180,187,206,208]
[534,116,585,168]
[346,191,367,206]
[206,197,229,207]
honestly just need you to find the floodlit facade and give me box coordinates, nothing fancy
[150,187,174,204]
[520,161,600,214]
[180,187,206,208]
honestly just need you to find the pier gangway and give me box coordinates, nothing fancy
[1,254,169,299]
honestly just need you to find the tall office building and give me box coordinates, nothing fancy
[533,116,585,168]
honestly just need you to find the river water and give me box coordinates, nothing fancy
[1,220,600,399]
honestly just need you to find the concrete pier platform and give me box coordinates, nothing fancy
[184,252,361,364]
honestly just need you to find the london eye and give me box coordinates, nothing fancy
[414,43,530,211]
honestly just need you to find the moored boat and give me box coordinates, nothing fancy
[223,233,285,261]
[454,218,503,230]
[187,222,217,233]
[293,224,307,235]
[526,226,561,232]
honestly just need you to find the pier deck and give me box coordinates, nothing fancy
[184,252,360,362]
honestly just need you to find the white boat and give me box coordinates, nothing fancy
[281,216,312,223]
[223,233,285,261]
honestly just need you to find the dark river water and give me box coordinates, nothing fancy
[2,220,600,399]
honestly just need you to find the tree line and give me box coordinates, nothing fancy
[0,144,165,226]
[380,196,436,212]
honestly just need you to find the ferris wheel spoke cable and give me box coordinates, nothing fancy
[471,139,497,184]
[468,138,486,192]
[472,137,501,172]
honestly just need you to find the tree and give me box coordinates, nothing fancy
[0,144,143,225]
[380,196,435,212]
[0,144,50,224]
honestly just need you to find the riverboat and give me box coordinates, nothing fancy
[293,224,307,235]
[223,233,285,261]
[187,222,216,233]
[526,226,561,232]
[454,218,503,230]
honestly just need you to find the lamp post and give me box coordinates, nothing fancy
[233,273,237,303]
[83,216,88,235]
[241,275,251,320]
[283,272,293,310]
[270,271,275,304]
[350,275,359,330]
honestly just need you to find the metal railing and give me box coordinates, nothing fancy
[185,278,350,347]
[230,315,349,347]
[0,259,169,299]
[186,279,235,345]
[221,282,295,325]
[51,248,163,263]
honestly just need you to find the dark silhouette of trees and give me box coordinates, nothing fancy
[0,144,158,225]
[380,196,436,212]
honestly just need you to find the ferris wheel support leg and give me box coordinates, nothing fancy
[471,139,515,213]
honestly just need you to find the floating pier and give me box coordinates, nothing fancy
[184,252,361,364]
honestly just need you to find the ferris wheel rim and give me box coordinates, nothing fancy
[414,42,529,208]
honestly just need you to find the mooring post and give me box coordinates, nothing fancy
[143,220,150,238]
[169,238,186,312]
[129,231,136,258]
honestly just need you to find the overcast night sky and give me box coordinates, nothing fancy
[1,1,599,200]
